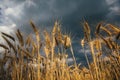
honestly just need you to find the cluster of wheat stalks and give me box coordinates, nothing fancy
[0,21,120,80]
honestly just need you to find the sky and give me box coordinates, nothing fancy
[0,0,120,65]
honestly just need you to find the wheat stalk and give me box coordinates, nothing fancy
[1,32,15,41]
[95,22,102,35]
[100,27,112,36]
[2,36,17,54]
[0,44,9,50]
[16,29,24,46]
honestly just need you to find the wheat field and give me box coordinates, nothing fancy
[0,21,120,80]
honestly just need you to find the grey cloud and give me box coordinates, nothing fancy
[1,0,120,63]
[1,0,111,26]
[1,0,119,41]
[105,0,120,23]
[14,0,110,33]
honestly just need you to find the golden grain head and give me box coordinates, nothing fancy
[2,35,17,54]
[63,35,71,49]
[84,22,90,34]
[83,22,91,42]
[98,34,113,49]
[30,20,38,34]
[0,44,9,50]
[44,46,50,58]
[25,34,32,46]
[21,48,33,58]
[52,22,58,35]
[94,39,101,51]
[107,24,120,32]
[100,27,112,36]
[16,29,24,46]
[81,39,85,47]
[44,30,51,48]
[95,22,102,34]
[1,32,15,41]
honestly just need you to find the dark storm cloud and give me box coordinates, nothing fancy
[20,0,119,37]
[7,0,111,34]
[1,0,117,30]
[1,0,120,43]
[1,0,120,64]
